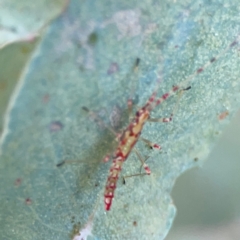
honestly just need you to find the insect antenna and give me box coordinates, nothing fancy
[148,35,240,110]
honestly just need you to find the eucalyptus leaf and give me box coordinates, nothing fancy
[1,0,240,239]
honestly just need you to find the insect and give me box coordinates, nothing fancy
[72,35,240,212]
[103,36,240,211]
[101,80,189,210]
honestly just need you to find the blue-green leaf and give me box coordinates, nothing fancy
[1,0,240,239]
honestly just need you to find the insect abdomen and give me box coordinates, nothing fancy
[104,110,150,210]
[104,156,125,211]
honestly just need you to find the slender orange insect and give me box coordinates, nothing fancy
[101,36,240,211]
[64,35,240,212]
[103,83,186,210]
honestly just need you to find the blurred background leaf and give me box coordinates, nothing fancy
[167,111,240,240]
[0,0,68,46]
[0,0,68,135]
[0,39,39,134]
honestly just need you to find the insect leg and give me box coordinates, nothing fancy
[127,98,134,117]
[148,86,191,123]
[82,106,118,137]
[140,137,161,150]
[122,148,151,185]
[133,148,151,174]
[56,159,83,167]
[127,57,142,117]
[122,172,149,184]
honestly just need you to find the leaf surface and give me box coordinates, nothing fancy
[1,0,240,239]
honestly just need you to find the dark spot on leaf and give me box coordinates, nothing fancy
[25,198,32,205]
[82,106,89,112]
[14,178,22,186]
[49,121,63,132]
[88,32,98,46]
[194,157,198,162]
[133,57,140,72]
[133,221,137,226]
[183,86,191,91]
[135,57,140,67]
[107,62,119,75]
[71,216,75,223]
[210,57,216,63]
[56,160,65,167]
[230,40,237,48]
